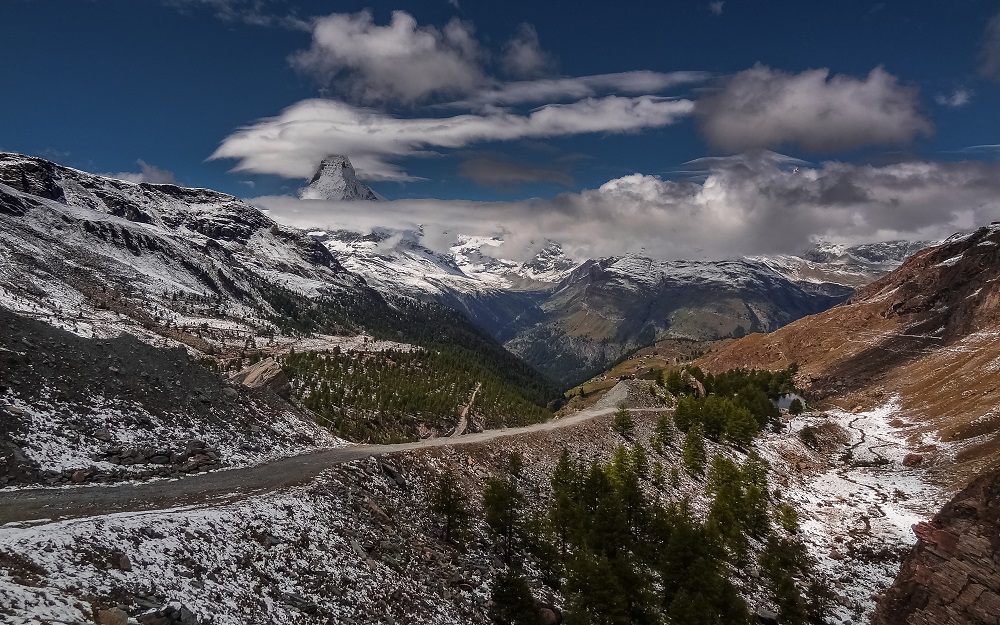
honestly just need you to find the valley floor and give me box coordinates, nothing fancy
[767,399,953,625]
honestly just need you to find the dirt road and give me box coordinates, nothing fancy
[0,407,665,525]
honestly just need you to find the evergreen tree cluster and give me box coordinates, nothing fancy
[283,347,552,443]
[667,366,799,447]
[256,281,561,409]
[470,442,820,625]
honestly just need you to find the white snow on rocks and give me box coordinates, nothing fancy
[761,398,952,625]
[1,386,343,487]
[0,458,494,625]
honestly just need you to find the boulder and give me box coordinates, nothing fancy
[228,358,290,397]
[97,608,129,625]
[902,453,923,467]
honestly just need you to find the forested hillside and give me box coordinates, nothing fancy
[283,347,553,443]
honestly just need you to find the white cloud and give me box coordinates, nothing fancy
[935,88,972,108]
[501,23,557,78]
[709,1,724,16]
[108,160,178,184]
[211,96,694,181]
[289,10,487,104]
[695,64,932,153]
[446,70,709,109]
[251,155,1000,261]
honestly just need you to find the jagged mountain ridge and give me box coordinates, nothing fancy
[0,151,925,392]
[298,155,381,201]
[0,152,361,351]
[319,224,871,385]
[298,146,923,386]
[0,153,560,438]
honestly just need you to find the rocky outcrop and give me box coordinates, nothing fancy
[229,358,291,398]
[872,468,1000,625]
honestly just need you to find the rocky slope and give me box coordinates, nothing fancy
[0,376,960,625]
[0,306,341,488]
[318,223,920,388]
[0,153,559,445]
[699,223,1000,486]
[507,254,853,386]
[873,465,1000,625]
[0,151,362,356]
[317,232,872,387]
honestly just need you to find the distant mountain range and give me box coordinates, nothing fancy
[0,152,928,387]
[302,156,928,384]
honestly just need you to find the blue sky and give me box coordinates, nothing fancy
[2,0,998,199]
[3,0,1000,259]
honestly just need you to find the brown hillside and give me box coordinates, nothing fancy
[699,224,1000,486]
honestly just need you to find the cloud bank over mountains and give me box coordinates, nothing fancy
[204,7,1000,260]
[255,154,1000,261]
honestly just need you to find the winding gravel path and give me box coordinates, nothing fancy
[0,407,666,525]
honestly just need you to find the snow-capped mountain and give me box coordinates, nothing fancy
[313,217,920,385]
[0,152,931,388]
[0,152,376,355]
[298,155,381,202]
[315,229,577,298]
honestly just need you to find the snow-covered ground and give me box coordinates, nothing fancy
[0,458,495,625]
[763,398,951,625]
[1,385,344,489]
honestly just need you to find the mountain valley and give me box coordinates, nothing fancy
[0,152,997,625]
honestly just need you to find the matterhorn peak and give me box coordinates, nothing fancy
[298,155,382,202]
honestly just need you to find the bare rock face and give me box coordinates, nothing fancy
[229,358,291,398]
[873,468,1000,625]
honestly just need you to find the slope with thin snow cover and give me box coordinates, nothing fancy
[0,152,366,356]
[0,307,343,488]
[700,222,1000,486]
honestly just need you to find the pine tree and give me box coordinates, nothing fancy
[489,570,543,625]
[428,467,469,544]
[682,423,707,476]
[564,549,631,625]
[725,404,758,449]
[612,403,634,438]
[706,455,748,561]
[550,449,579,560]
[653,412,675,448]
[484,474,524,563]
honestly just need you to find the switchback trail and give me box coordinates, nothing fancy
[0,407,666,525]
